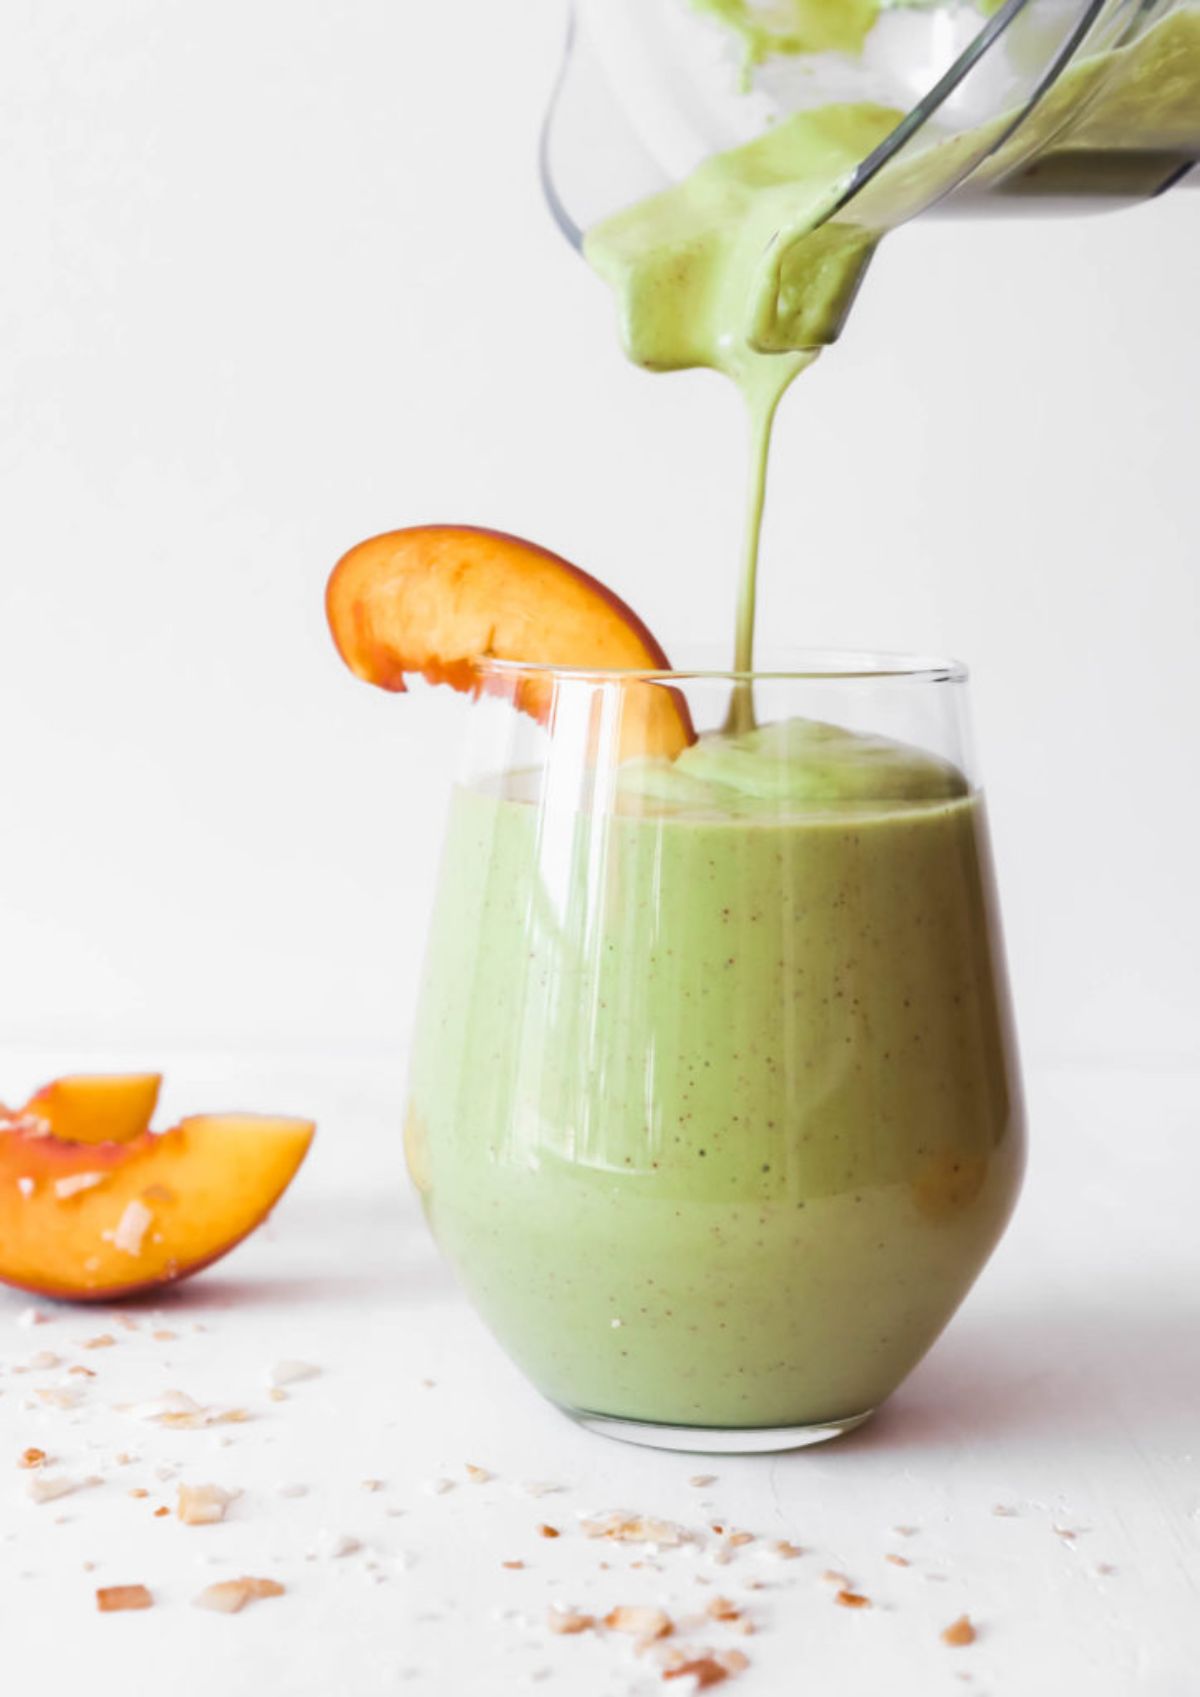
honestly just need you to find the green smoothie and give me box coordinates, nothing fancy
[406,722,1024,1429]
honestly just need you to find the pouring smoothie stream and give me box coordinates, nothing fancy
[324,0,1195,1445]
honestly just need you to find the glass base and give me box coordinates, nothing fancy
[563,1405,876,1454]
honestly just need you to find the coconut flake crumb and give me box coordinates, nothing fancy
[547,1606,594,1635]
[941,1614,977,1647]
[522,1482,565,1499]
[277,1483,308,1499]
[605,1604,673,1640]
[125,1390,248,1430]
[54,1172,106,1200]
[19,1447,47,1470]
[991,1505,1018,1517]
[193,1576,284,1614]
[581,1512,694,1548]
[97,1584,153,1613]
[885,1553,911,1567]
[177,1483,240,1526]
[16,1308,48,1329]
[36,1385,84,1410]
[83,1334,116,1350]
[834,1589,871,1609]
[16,1177,35,1199]
[28,1351,61,1370]
[361,1478,385,1492]
[113,1200,154,1258]
[688,1475,717,1488]
[26,1473,83,1505]
[424,1478,455,1497]
[769,1540,803,1560]
[267,1360,320,1388]
[663,1651,746,1686]
[892,1524,919,1537]
[705,1597,751,1630]
[464,1464,492,1484]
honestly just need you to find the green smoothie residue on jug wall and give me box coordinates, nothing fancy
[586,6,1200,681]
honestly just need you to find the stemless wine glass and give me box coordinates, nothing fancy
[405,654,1025,1452]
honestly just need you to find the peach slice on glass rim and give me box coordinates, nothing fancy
[0,1085,314,1302]
[325,525,695,759]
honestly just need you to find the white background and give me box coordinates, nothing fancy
[2,0,1197,1069]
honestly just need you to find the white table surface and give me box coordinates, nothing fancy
[2,1054,1198,1697]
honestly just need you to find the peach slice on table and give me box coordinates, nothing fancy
[326,524,695,759]
[0,1087,314,1302]
[24,1073,162,1145]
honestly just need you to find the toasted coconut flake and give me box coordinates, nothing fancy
[267,1360,319,1387]
[885,1553,911,1567]
[892,1524,919,1537]
[425,1478,455,1496]
[941,1614,977,1647]
[27,1473,82,1505]
[547,1606,594,1635]
[706,1597,742,1623]
[128,1389,203,1424]
[97,1584,153,1613]
[820,1570,851,1587]
[538,1524,560,1539]
[67,1366,96,1378]
[113,1200,154,1258]
[126,1390,247,1430]
[153,1505,170,1518]
[465,1464,492,1484]
[268,1387,288,1403]
[522,1481,564,1499]
[663,1656,733,1687]
[19,1447,47,1469]
[582,1512,693,1548]
[83,1334,117,1350]
[688,1475,717,1488]
[177,1483,239,1526]
[152,1329,177,1341]
[501,1560,525,1570]
[54,1172,106,1201]
[834,1589,872,1610]
[129,1487,150,1500]
[194,1576,284,1614]
[605,1605,672,1640]
[35,1385,84,1410]
[769,1539,802,1560]
[361,1478,385,1492]
[28,1351,61,1370]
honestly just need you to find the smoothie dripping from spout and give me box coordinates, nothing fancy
[585,104,895,724]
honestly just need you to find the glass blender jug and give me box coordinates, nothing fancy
[543,0,1199,284]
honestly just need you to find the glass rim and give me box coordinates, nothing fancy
[474,649,969,685]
